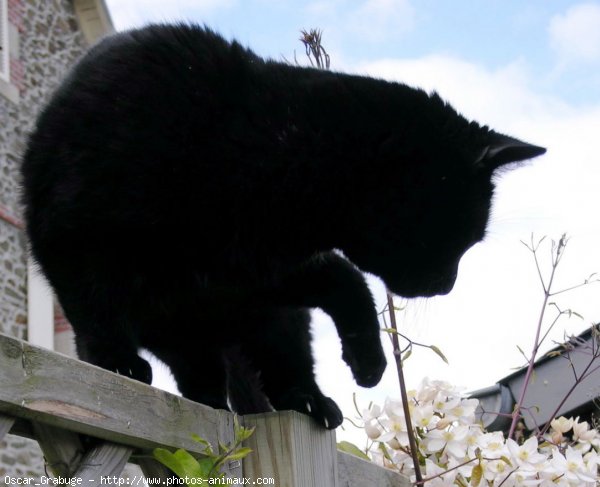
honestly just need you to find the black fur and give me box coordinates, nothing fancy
[21,24,545,429]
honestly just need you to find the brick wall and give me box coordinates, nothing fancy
[6,0,23,32]
[0,0,89,482]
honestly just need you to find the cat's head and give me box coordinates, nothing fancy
[341,126,546,298]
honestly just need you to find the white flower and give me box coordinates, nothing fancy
[390,449,413,473]
[550,416,574,434]
[377,414,409,445]
[364,421,382,440]
[383,397,406,419]
[425,424,470,458]
[412,403,438,429]
[550,446,598,484]
[448,398,479,424]
[464,425,483,457]
[423,458,458,486]
[477,431,509,458]
[484,458,513,483]
[358,379,600,487]
[506,437,546,469]
[361,403,383,422]
[418,377,461,402]
[573,419,599,443]
[582,449,600,482]
[432,391,460,415]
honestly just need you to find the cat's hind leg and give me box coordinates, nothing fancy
[162,346,230,411]
[44,258,153,384]
[233,307,343,429]
[59,296,153,384]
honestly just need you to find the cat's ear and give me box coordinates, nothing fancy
[476,132,546,170]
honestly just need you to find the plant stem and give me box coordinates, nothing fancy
[387,292,423,484]
[507,237,563,439]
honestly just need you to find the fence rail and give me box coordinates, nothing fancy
[0,333,408,486]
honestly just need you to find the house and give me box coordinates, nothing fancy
[471,326,600,434]
[0,0,113,478]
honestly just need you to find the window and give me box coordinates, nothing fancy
[0,0,8,82]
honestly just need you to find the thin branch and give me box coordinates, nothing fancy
[386,293,423,484]
[537,305,568,351]
[549,279,600,297]
[538,351,597,438]
[508,235,566,438]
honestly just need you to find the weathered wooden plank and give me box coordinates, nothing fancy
[337,451,410,486]
[0,413,15,441]
[33,423,133,482]
[32,422,85,478]
[243,410,338,487]
[0,333,234,455]
[74,443,132,482]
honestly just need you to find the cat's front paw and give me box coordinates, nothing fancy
[342,334,386,387]
[273,390,343,429]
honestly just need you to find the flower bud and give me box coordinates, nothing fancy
[436,417,453,429]
[551,430,563,444]
[550,416,573,433]
[388,437,402,450]
[365,423,382,440]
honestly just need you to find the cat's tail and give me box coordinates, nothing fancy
[224,347,273,415]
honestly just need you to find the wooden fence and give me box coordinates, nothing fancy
[0,333,409,486]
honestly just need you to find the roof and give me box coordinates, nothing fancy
[470,326,600,431]
[73,0,115,45]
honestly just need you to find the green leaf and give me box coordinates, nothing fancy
[196,457,218,478]
[236,426,255,442]
[175,449,211,478]
[382,327,400,335]
[153,449,185,478]
[153,448,210,481]
[337,441,371,461]
[224,447,253,461]
[191,434,214,455]
[401,349,412,363]
[470,464,483,487]
[429,345,449,364]
[217,441,229,455]
[378,442,393,462]
[500,455,513,467]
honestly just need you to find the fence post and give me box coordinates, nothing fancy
[242,411,338,487]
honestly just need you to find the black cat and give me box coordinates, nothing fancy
[21,24,545,429]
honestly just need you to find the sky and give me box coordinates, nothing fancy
[104,0,600,440]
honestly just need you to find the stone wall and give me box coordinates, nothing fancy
[0,0,89,483]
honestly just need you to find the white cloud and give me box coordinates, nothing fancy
[105,0,235,31]
[306,0,415,46]
[549,2,600,65]
[357,55,568,130]
[346,0,415,42]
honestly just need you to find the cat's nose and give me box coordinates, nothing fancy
[423,266,458,296]
[435,270,458,295]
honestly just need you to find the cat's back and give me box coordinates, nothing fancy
[24,23,262,159]
[21,25,267,242]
